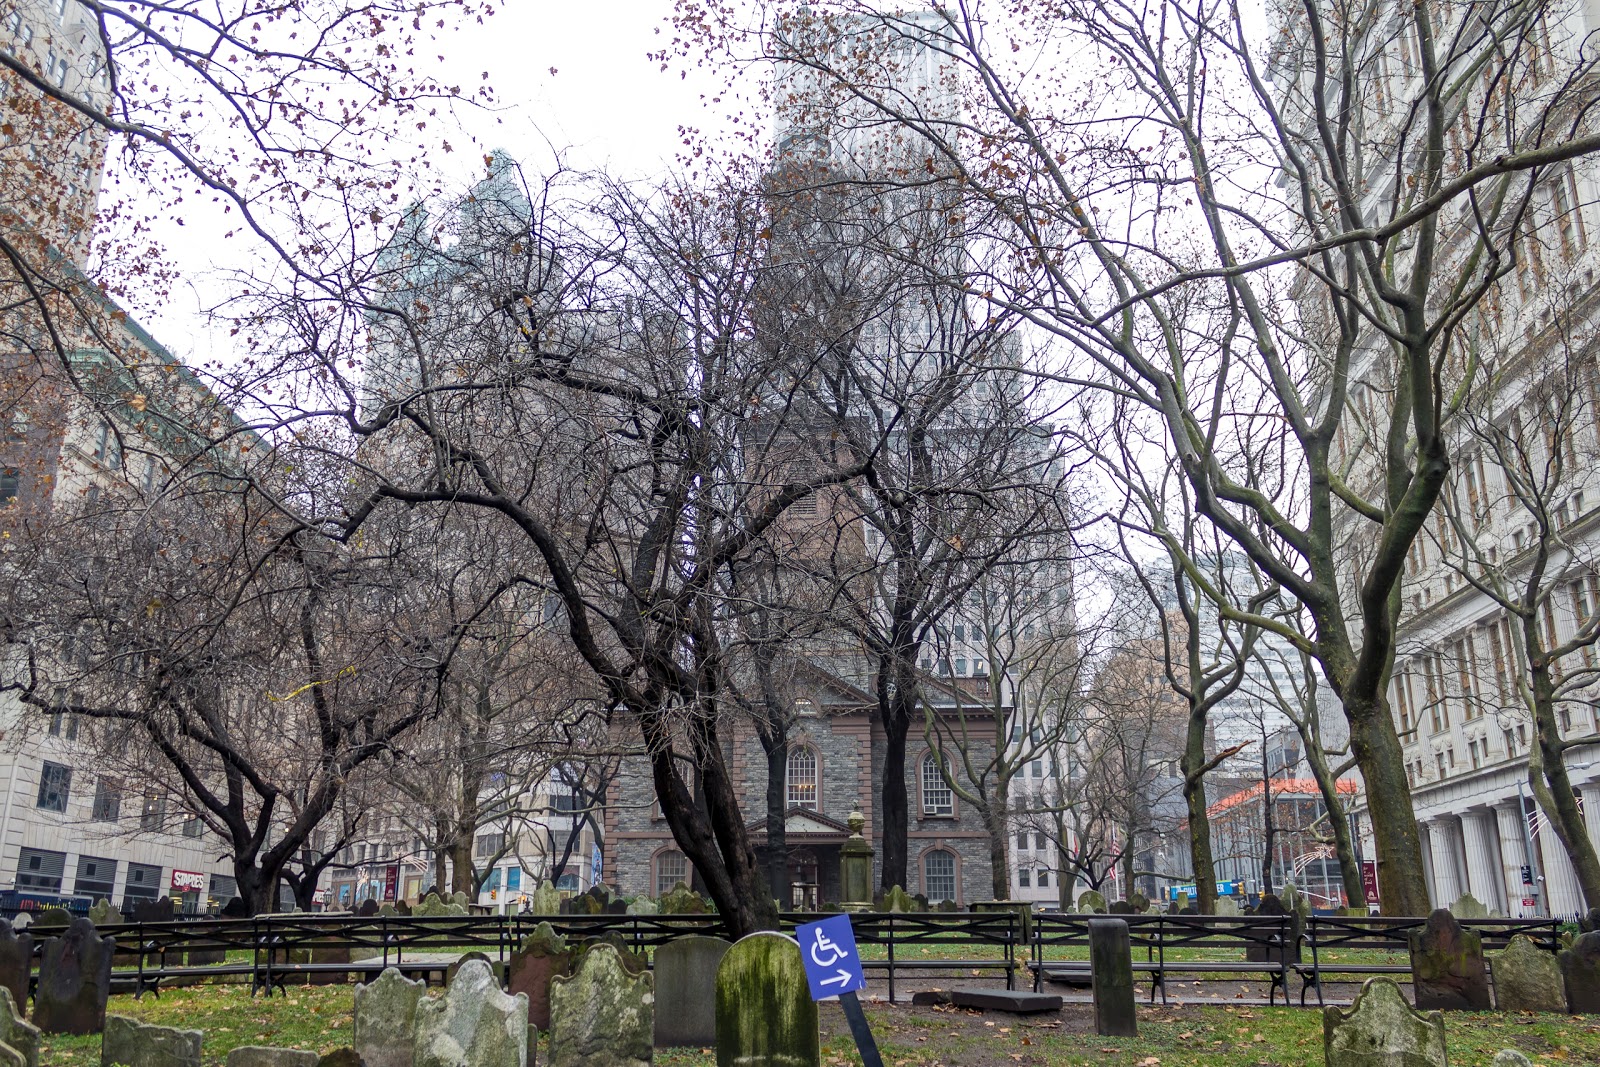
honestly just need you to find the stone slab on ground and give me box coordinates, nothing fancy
[316,1051,365,1067]
[101,1014,203,1067]
[226,1049,320,1067]
[948,989,1062,1014]
[909,990,952,1006]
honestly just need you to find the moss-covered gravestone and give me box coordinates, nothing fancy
[87,901,123,927]
[0,922,31,1022]
[413,959,528,1067]
[101,1015,202,1067]
[715,932,818,1067]
[877,886,916,913]
[1449,892,1489,920]
[1490,935,1564,1013]
[1560,930,1600,1013]
[658,884,706,915]
[0,989,39,1067]
[1407,908,1490,1010]
[548,944,653,1067]
[529,882,562,917]
[1076,890,1106,914]
[353,967,424,1067]
[1324,978,1446,1067]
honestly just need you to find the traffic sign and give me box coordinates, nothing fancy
[796,914,867,1000]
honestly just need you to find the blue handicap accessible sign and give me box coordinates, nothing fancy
[796,914,867,1000]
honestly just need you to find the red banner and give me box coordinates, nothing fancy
[1360,861,1380,903]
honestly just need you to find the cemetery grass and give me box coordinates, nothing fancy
[39,987,1600,1066]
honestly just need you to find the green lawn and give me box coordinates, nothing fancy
[37,983,1600,1067]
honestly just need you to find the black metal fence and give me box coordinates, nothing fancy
[2,909,1566,1005]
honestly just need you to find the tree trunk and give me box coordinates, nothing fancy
[235,865,276,916]
[1345,697,1431,914]
[1526,657,1600,910]
[879,708,910,891]
[762,733,791,909]
[984,801,1010,900]
[449,832,474,896]
[1182,712,1216,914]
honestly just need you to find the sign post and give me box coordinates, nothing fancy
[795,914,883,1067]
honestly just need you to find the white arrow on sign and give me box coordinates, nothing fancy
[819,969,854,988]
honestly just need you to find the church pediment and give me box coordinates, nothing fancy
[746,806,851,839]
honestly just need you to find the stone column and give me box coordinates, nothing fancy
[1581,785,1600,852]
[1429,820,1462,907]
[1495,803,1537,917]
[1459,810,1506,915]
[1419,823,1438,906]
[1539,825,1586,918]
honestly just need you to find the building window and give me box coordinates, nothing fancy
[36,761,71,812]
[140,791,165,831]
[92,776,121,821]
[923,849,957,903]
[794,699,817,717]
[786,746,818,810]
[181,814,203,838]
[1037,869,1050,888]
[124,862,161,901]
[0,468,18,506]
[921,753,954,816]
[475,831,505,858]
[655,849,689,896]
[17,847,66,893]
[1018,868,1030,888]
[75,855,116,899]
[4,410,25,442]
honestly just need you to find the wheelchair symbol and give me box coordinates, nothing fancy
[809,927,848,968]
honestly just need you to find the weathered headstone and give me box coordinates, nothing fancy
[1449,892,1489,920]
[130,900,176,925]
[100,1014,202,1067]
[1559,929,1600,1013]
[528,882,562,917]
[625,898,658,917]
[1128,893,1149,914]
[0,1043,21,1067]
[577,934,646,976]
[445,951,497,986]
[1108,900,1135,915]
[657,884,705,915]
[548,944,653,1067]
[653,936,730,1048]
[33,918,114,1035]
[1490,935,1564,1013]
[0,923,32,1021]
[878,886,916,913]
[353,967,424,1067]
[715,933,817,1067]
[1214,897,1240,917]
[412,893,467,918]
[508,924,571,1032]
[1088,918,1136,1038]
[27,910,69,934]
[87,902,123,927]
[0,989,39,1067]
[1407,908,1490,1010]
[1324,978,1447,1067]
[355,900,380,918]
[413,959,527,1067]
[317,1051,364,1067]
[1076,890,1106,914]
[450,892,470,910]
[226,1049,320,1067]
[1581,908,1600,934]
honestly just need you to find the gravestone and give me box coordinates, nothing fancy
[450,892,470,910]
[578,934,646,976]
[33,918,114,1035]
[0,922,32,1019]
[1559,930,1600,1013]
[1492,1052,1533,1067]
[1245,894,1294,964]
[657,885,705,916]
[0,1044,19,1067]
[27,910,68,934]
[1407,908,1490,1010]
[394,901,412,916]
[412,893,466,918]
[1214,897,1240,917]
[0,989,39,1067]
[227,1049,320,1067]
[130,900,176,924]
[549,944,653,1067]
[1581,908,1600,934]
[87,902,123,927]
[318,1051,364,1067]
[354,967,424,1067]
[1449,893,1489,920]
[445,952,496,986]
[101,1015,202,1067]
[413,959,528,1067]
[528,883,562,917]
[508,924,571,1031]
[1107,900,1134,915]
[625,899,658,917]
[1076,890,1106,914]
[653,936,730,1048]
[715,932,818,1067]
[1490,935,1564,1013]
[1088,918,1136,1037]
[356,900,380,918]
[878,886,917,913]
[1323,978,1447,1067]
[378,904,397,918]
[1128,893,1149,914]
[604,900,629,916]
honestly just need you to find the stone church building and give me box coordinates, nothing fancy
[604,662,1000,908]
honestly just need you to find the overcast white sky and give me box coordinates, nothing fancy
[133,0,745,362]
